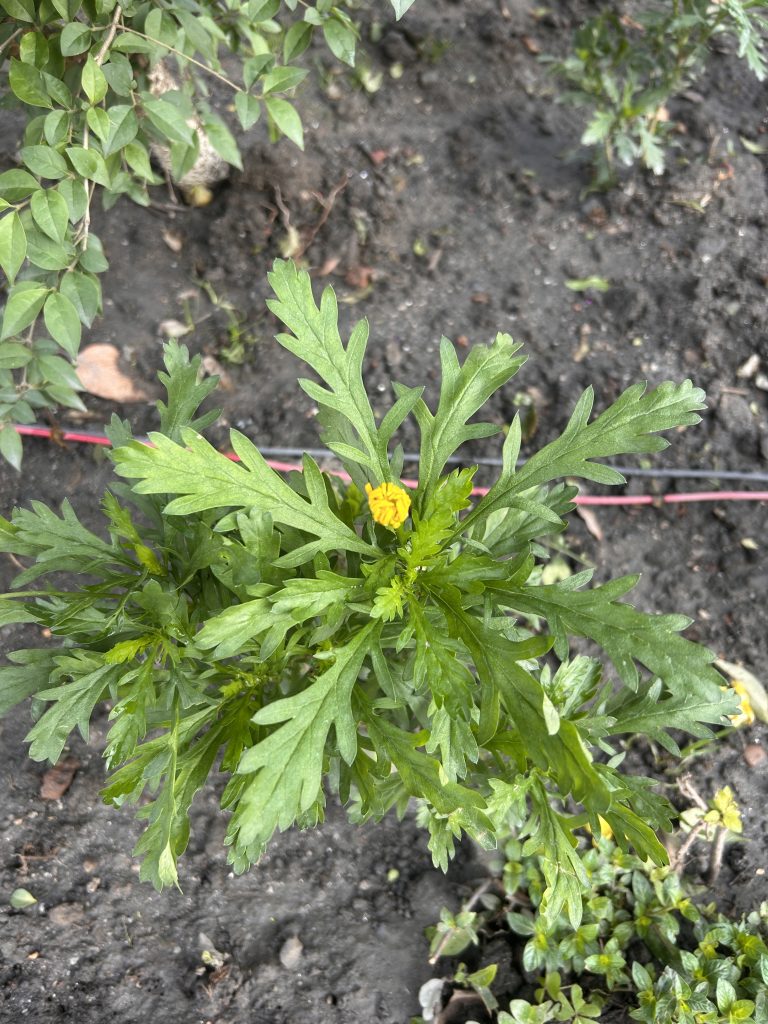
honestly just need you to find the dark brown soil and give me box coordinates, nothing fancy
[1,1,767,1021]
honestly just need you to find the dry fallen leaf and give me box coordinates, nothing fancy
[200,355,233,391]
[40,756,79,800]
[345,265,374,289]
[576,504,604,541]
[157,318,193,339]
[316,256,341,277]
[716,659,768,724]
[76,344,148,403]
[161,228,184,253]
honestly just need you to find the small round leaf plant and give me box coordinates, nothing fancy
[0,260,736,926]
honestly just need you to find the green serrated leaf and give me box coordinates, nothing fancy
[463,381,706,534]
[26,653,120,763]
[113,429,378,564]
[227,626,375,863]
[409,333,525,510]
[494,573,731,728]
[147,341,217,443]
[523,779,589,928]
[266,259,388,486]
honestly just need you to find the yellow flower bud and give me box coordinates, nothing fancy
[365,482,411,530]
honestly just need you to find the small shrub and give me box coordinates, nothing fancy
[554,0,768,184]
[428,832,768,1024]
[0,0,415,467]
[0,260,736,904]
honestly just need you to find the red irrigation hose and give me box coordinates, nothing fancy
[12,424,768,506]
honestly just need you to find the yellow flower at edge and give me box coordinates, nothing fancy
[365,481,411,530]
[727,680,755,728]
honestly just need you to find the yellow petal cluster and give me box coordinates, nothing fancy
[728,680,755,727]
[365,482,411,530]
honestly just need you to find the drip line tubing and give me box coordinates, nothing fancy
[12,423,768,507]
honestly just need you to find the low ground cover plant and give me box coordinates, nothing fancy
[0,261,736,919]
[553,0,768,184]
[425,831,768,1024]
[0,0,414,468]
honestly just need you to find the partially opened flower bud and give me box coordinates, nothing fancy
[365,482,411,529]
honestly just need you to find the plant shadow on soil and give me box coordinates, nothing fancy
[1,1,767,1021]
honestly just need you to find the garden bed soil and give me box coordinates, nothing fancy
[1,1,767,1020]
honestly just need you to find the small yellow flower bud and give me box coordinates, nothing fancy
[365,482,411,530]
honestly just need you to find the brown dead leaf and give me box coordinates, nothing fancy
[576,505,604,541]
[157,318,193,339]
[521,35,541,54]
[200,355,233,391]
[345,265,374,289]
[317,256,341,277]
[76,345,148,403]
[161,228,183,253]
[573,324,591,363]
[40,757,79,800]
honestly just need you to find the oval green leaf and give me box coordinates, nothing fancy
[81,54,108,105]
[30,189,69,244]
[60,22,92,56]
[20,144,68,180]
[0,281,48,340]
[0,169,41,202]
[0,424,23,472]
[265,97,304,150]
[0,211,27,283]
[43,291,82,358]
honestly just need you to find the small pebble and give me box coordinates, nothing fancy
[743,744,766,768]
[279,935,303,970]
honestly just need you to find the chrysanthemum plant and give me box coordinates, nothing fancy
[0,260,736,926]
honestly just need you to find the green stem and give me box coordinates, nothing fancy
[123,28,242,92]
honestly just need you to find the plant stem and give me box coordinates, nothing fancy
[429,878,496,965]
[95,4,123,65]
[123,28,241,92]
